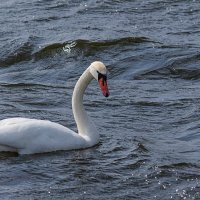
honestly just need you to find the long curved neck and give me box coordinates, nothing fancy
[72,68,99,144]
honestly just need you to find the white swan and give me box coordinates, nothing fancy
[0,61,109,154]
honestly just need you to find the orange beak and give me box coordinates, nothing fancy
[98,77,109,97]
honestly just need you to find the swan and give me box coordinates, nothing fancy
[0,61,109,154]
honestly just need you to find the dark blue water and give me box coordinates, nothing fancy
[1,0,200,199]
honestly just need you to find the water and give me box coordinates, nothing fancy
[1,0,200,199]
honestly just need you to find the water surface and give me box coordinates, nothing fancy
[0,0,200,199]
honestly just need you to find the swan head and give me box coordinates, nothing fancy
[89,61,110,97]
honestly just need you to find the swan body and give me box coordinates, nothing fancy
[0,61,109,154]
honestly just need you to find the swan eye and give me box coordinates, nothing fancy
[97,70,109,97]
[97,71,107,82]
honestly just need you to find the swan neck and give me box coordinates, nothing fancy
[72,68,95,137]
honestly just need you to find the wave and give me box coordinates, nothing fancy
[33,36,149,59]
[133,52,200,80]
[1,36,200,81]
[0,35,40,68]
[0,41,33,68]
[0,82,67,89]
[0,36,149,67]
[135,67,200,80]
[159,162,200,169]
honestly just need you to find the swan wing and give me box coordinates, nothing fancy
[0,118,86,154]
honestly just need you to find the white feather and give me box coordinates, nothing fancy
[0,61,108,154]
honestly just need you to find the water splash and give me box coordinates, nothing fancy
[63,41,77,53]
